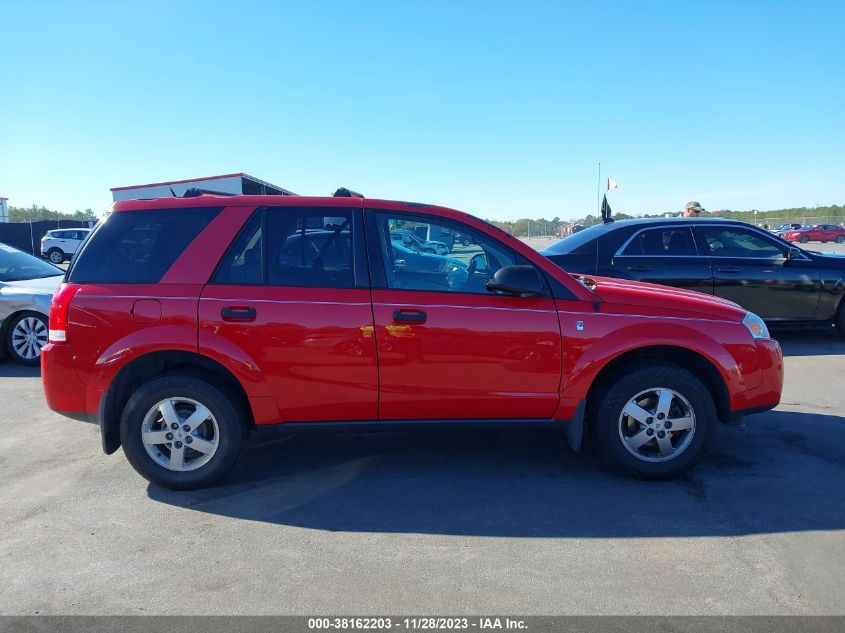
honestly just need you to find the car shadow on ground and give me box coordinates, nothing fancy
[0,362,41,378]
[773,329,845,357]
[148,409,845,538]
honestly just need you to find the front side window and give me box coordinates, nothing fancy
[374,212,520,294]
[621,227,697,256]
[697,227,785,258]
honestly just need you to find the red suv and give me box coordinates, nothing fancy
[41,193,783,489]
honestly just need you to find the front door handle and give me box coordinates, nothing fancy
[393,309,427,324]
[717,266,741,273]
[221,306,256,322]
[626,265,650,272]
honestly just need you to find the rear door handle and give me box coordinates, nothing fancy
[717,266,741,273]
[626,265,650,272]
[221,306,256,322]
[393,309,427,324]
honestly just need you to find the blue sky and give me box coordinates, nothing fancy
[1,0,843,221]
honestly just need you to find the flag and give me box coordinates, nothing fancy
[607,178,619,191]
[601,194,613,223]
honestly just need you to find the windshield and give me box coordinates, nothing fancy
[0,243,63,282]
[542,224,607,255]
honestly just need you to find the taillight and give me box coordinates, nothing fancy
[49,283,80,343]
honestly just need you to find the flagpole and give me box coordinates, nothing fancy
[597,162,601,214]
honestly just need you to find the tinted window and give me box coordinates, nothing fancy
[266,209,355,288]
[698,227,785,258]
[212,212,263,285]
[375,212,522,294]
[68,207,221,284]
[621,227,697,256]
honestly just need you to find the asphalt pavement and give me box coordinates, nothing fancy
[0,329,843,615]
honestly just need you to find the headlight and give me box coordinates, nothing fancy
[742,311,770,340]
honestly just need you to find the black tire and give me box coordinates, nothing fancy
[5,312,49,366]
[836,235,845,243]
[47,248,64,264]
[799,235,809,244]
[591,364,716,479]
[120,374,246,489]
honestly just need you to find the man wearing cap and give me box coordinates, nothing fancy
[683,201,705,217]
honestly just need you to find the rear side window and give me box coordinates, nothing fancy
[68,207,221,284]
[621,227,697,256]
[212,207,358,289]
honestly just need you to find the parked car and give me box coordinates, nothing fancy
[541,217,845,333]
[771,223,803,237]
[0,242,64,365]
[390,229,449,255]
[42,194,782,489]
[781,224,845,244]
[40,228,92,264]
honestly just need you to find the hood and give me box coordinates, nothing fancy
[589,275,746,321]
[0,275,64,295]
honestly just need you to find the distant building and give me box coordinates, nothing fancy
[111,173,295,201]
[0,197,8,223]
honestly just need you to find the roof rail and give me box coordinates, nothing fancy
[333,187,364,198]
[181,187,237,198]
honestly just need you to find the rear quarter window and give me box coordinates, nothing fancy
[68,207,221,284]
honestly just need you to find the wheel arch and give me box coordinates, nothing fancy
[100,349,255,454]
[584,345,731,425]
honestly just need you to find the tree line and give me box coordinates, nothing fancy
[488,204,844,237]
[8,204,97,223]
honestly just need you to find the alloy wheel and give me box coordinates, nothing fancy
[11,316,48,361]
[49,251,64,264]
[141,397,220,472]
[618,387,696,462]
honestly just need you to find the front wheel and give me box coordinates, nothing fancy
[836,235,845,243]
[799,235,809,243]
[6,312,49,365]
[120,374,246,489]
[47,249,64,264]
[591,364,716,479]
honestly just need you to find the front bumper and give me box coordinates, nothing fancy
[731,338,783,416]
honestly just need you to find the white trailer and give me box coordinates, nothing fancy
[111,173,295,201]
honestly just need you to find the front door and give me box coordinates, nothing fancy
[199,206,378,422]
[366,210,562,420]
[694,225,821,320]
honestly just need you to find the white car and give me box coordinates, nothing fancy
[40,228,92,264]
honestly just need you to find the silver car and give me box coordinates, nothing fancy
[0,243,64,365]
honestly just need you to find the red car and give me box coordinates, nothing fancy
[41,192,783,489]
[782,224,845,244]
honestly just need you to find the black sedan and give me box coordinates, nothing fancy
[541,217,845,333]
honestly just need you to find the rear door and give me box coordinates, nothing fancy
[199,206,378,422]
[611,225,714,294]
[366,209,562,420]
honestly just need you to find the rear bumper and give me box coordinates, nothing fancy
[41,343,99,420]
[730,338,783,416]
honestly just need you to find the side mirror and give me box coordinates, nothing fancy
[485,265,545,297]
[787,247,801,261]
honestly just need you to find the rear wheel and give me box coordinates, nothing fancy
[47,248,64,264]
[120,374,246,489]
[592,364,716,478]
[836,235,845,243]
[6,312,48,365]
